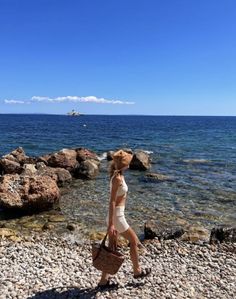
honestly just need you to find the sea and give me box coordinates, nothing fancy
[0,114,236,235]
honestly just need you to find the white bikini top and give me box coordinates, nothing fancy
[110,173,128,197]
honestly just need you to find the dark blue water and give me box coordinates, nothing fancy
[0,114,236,231]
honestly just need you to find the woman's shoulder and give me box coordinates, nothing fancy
[111,172,122,185]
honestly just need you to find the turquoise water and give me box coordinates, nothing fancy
[0,114,235,233]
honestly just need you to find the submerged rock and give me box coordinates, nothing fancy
[183,159,210,164]
[0,174,60,212]
[130,151,151,170]
[48,214,66,222]
[142,172,175,183]
[210,226,236,244]
[144,220,185,240]
[0,228,16,237]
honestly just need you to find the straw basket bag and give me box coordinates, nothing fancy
[92,234,125,275]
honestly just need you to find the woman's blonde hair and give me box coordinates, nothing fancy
[109,160,117,178]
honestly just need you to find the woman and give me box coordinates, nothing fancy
[98,149,151,288]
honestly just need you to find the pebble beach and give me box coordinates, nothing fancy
[1,231,235,299]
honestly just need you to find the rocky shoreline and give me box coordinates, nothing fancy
[0,231,235,299]
[0,147,151,212]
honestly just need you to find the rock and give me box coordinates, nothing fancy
[36,162,47,169]
[8,235,22,242]
[180,225,210,243]
[22,222,43,231]
[210,226,236,244]
[74,160,99,179]
[0,148,32,174]
[5,147,29,165]
[21,164,37,176]
[129,151,151,170]
[107,151,114,161]
[66,223,76,231]
[42,222,55,230]
[37,154,51,165]
[90,231,106,241]
[76,148,99,163]
[36,164,72,187]
[52,168,72,186]
[0,228,16,237]
[47,149,78,172]
[144,220,185,240]
[183,159,210,164]
[0,174,60,212]
[142,172,175,183]
[0,159,22,174]
[48,215,66,222]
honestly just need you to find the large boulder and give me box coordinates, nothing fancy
[210,226,236,244]
[36,162,72,186]
[76,148,100,163]
[0,147,31,174]
[47,149,78,172]
[129,151,151,170]
[144,220,185,240]
[0,159,22,174]
[5,147,29,164]
[74,160,99,179]
[0,174,60,212]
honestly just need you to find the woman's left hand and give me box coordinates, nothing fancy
[108,224,117,237]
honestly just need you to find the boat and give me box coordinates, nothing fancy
[67,109,84,116]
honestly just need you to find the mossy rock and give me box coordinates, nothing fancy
[90,231,106,241]
[18,216,35,225]
[9,235,23,242]
[180,225,210,243]
[42,222,55,230]
[0,228,17,237]
[48,215,66,222]
[22,222,43,231]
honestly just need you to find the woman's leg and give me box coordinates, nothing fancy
[120,227,141,276]
[99,271,110,285]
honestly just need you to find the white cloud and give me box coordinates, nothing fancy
[4,100,25,104]
[4,96,135,105]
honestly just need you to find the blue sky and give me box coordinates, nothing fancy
[0,0,235,115]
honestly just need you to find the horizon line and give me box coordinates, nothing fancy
[0,113,235,117]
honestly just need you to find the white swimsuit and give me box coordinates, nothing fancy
[106,173,129,233]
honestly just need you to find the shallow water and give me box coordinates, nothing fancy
[60,159,236,236]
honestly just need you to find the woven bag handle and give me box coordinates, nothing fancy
[93,233,108,262]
